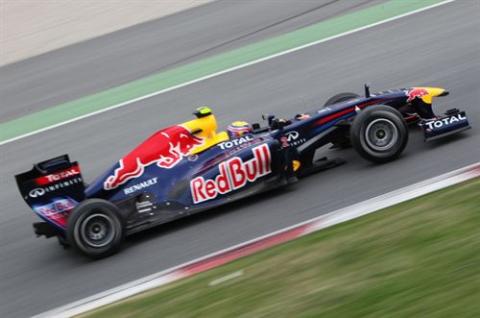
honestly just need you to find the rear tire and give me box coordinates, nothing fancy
[350,105,408,163]
[67,199,124,259]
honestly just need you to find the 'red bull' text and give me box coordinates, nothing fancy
[190,144,271,204]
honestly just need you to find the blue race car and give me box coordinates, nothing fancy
[15,85,470,258]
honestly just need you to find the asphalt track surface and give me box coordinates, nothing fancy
[0,0,385,123]
[0,1,479,317]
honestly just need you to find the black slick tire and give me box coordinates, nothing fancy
[67,199,124,259]
[350,105,408,163]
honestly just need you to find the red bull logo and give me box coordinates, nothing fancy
[407,88,429,102]
[104,125,203,190]
[190,144,271,204]
[33,198,77,228]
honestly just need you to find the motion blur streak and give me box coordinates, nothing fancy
[1,1,478,317]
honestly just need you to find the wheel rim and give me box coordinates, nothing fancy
[364,118,399,151]
[79,213,115,248]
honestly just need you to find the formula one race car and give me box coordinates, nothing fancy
[16,85,470,258]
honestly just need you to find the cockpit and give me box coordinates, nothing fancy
[182,106,312,154]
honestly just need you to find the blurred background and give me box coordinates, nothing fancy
[0,0,478,317]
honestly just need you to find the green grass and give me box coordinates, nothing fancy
[83,179,480,318]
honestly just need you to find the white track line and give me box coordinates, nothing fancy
[209,270,244,286]
[0,0,456,147]
[34,161,479,318]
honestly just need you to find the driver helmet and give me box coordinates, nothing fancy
[227,121,252,138]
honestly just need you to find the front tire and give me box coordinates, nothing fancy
[324,92,360,106]
[67,199,124,259]
[350,105,408,163]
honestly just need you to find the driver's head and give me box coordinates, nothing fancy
[227,121,252,138]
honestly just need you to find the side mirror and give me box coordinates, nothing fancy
[271,118,289,130]
[262,114,275,127]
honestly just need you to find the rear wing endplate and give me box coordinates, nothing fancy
[15,155,85,230]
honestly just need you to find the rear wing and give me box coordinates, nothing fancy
[15,155,85,230]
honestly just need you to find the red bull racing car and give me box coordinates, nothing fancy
[15,85,471,258]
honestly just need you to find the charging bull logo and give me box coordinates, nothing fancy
[104,126,203,190]
[407,88,429,103]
